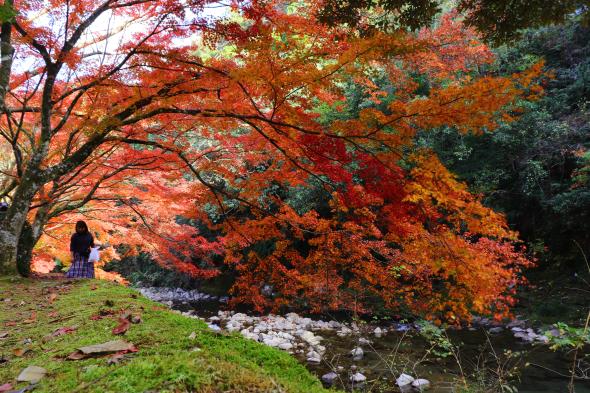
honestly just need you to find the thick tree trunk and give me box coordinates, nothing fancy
[0,176,42,274]
[0,227,18,275]
[16,204,51,276]
[16,221,34,277]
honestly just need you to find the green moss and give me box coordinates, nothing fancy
[0,277,330,392]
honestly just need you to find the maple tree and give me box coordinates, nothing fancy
[0,0,542,321]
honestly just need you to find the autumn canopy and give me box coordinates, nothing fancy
[0,0,543,321]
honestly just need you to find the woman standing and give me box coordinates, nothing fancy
[66,221,95,278]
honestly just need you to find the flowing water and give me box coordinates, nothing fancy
[171,298,590,393]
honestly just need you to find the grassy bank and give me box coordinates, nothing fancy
[0,277,329,392]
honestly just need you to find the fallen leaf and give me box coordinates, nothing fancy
[48,293,58,303]
[0,383,12,392]
[188,332,197,340]
[107,353,126,365]
[0,332,8,339]
[16,366,46,383]
[67,351,86,360]
[52,326,77,337]
[130,315,142,324]
[79,340,136,355]
[90,284,98,290]
[13,348,30,357]
[68,343,138,361]
[48,311,59,318]
[23,312,37,324]
[5,322,16,327]
[112,317,130,335]
[119,311,131,320]
[90,308,116,321]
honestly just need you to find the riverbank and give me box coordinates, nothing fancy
[0,277,329,392]
[137,286,590,393]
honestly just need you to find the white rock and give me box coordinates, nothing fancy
[300,331,321,346]
[263,338,281,347]
[536,335,550,344]
[412,378,431,391]
[321,372,339,385]
[374,327,383,337]
[337,326,352,337]
[278,342,294,350]
[306,350,321,364]
[286,312,299,321]
[506,319,526,328]
[350,372,367,383]
[17,366,46,383]
[396,373,415,387]
[350,347,364,360]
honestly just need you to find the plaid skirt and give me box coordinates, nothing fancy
[66,253,95,278]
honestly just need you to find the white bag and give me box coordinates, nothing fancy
[88,247,100,263]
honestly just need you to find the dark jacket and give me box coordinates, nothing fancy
[70,232,94,257]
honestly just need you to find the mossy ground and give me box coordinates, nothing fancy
[0,277,330,392]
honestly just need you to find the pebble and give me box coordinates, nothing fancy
[321,372,339,386]
[350,372,367,383]
[412,378,431,391]
[396,373,415,387]
[306,351,321,364]
[350,347,364,360]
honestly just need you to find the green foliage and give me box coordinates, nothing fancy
[0,3,16,23]
[104,253,199,288]
[317,0,590,44]
[415,320,455,358]
[545,322,590,349]
[419,18,590,271]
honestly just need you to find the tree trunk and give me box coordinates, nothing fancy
[16,204,52,277]
[16,221,34,277]
[0,177,42,274]
[0,227,18,275]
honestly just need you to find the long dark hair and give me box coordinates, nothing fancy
[75,220,89,234]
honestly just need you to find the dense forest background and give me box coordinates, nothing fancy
[426,18,590,272]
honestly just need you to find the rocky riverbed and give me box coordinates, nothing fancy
[138,286,590,393]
